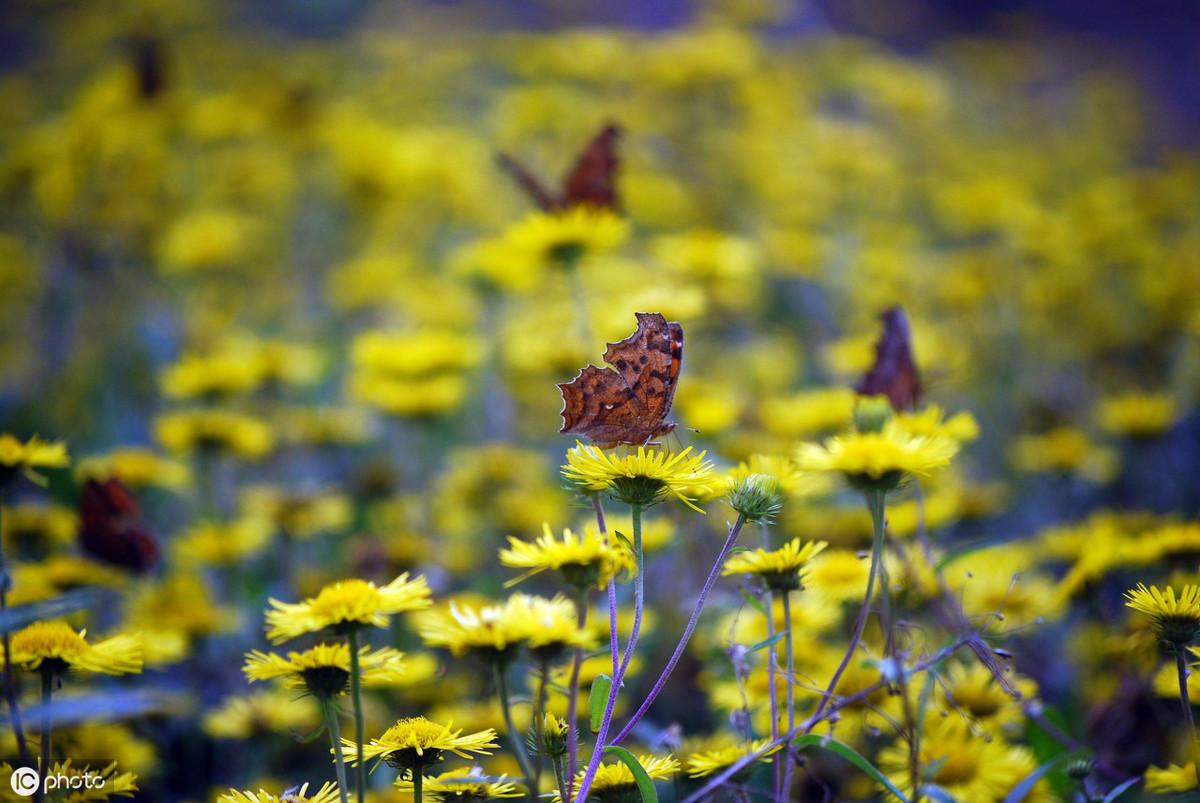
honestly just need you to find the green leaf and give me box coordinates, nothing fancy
[920,785,956,803]
[739,589,766,616]
[1100,777,1140,803]
[613,530,634,552]
[793,734,909,802]
[745,632,786,654]
[1003,751,1081,803]
[589,674,612,733]
[602,745,659,803]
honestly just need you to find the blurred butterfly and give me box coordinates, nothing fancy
[856,305,922,411]
[78,478,159,573]
[498,123,621,212]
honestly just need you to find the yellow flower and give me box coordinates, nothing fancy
[266,574,431,643]
[722,537,828,592]
[1008,427,1117,482]
[174,516,273,566]
[1125,583,1200,644]
[240,486,352,540]
[685,736,778,778]
[0,434,69,484]
[9,620,142,675]
[499,523,636,590]
[153,409,276,459]
[157,207,258,273]
[878,719,1025,801]
[75,447,191,490]
[893,404,980,443]
[805,548,877,603]
[796,421,958,489]
[0,502,77,552]
[160,349,262,399]
[493,206,629,273]
[217,782,341,803]
[561,443,718,512]
[244,643,408,696]
[417,593,594,660]
[934,661,1036,738]
[759,387,856,439]
[1096,391,1177,438]
[568,753,678,799]
[203,689,320,740]
[1145,761,1199,793]
[394,767,523,800]
[1,760,137,801]
[338,716,498,772]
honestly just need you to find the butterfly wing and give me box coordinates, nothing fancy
[562,123,620,210]
[602,311,683,430]
[78,478,159,573]
[558,364,650,446]
[497,153,560,211]
[856,306,922,411]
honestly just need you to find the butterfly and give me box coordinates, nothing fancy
[856,305,922,411]
[78,478,159,573]
[558,312,684,447]
[498,123,621,212]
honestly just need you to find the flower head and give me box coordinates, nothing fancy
[796,421,958,492]
[265,574,431,643]
[338,716,497,776]
[722,537,828,592]
[1145,762,1199,793]
[562,443,717,512]
[685,736,779,778]
[499,523,635,591]
[495,206,628,273]
[567,753,678,802]
[153,409,275,459]
[244,643,407,697]
[217,782,341,803]
[0,434,69,486]
[417,593,593,663]
[9,620,142,675]
[1125,583,1200,645]
[394,767,523,800]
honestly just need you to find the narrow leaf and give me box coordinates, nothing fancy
[589,674,612,733]
[745,632,786,654]
[1100,778,1140,803]
[602,745,659,803]
[739,589,766,616]
[1003,751,1082,803]
[793,734,908,802]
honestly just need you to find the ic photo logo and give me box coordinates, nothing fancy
[9,766,38,797]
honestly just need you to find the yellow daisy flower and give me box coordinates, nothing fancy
[266,574,431,643]
[796,421,958,490]
[893,404,980,443]
[494,206,629,272]
[1125,583,1200,644]
[878,719,1021,801]
[1145,761,1199,793]
[417,594,594,661]
[0,434,69,486]
[217,781,341,803]
[561,443,718,512]
[685,736,778,778]
[1096,391,1176,438]
[203,689,320,740]
[338,716,497,773]
[567,753,678,800]
[75,447,191,490]
[394,767,523,800]
[9,620,142,675]
[499,523,636,591]
[153,408,276,460]
[244,643,408,696]
[722,537,828,592]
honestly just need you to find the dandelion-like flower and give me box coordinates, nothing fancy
[1145,762,1199,793]
[0,433,69,486]
[265,574,431,643]
[499,523,636,591]
[417,594,594,663]
[722,537,828,592]
[337,716,498,776]
[1125,583,1200,645]
[217,782,341,803]
[685,737,779,778]
[9,620,142,675]
[394,767,523,800]
[499,207,629,270]
[244,643,407,697]
[561,443,717,511]
[565,753,678,802]
[796,421,958,492]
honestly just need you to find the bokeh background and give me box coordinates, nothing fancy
[1,0,1199,800]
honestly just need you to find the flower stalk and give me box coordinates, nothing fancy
[347,628,366,803]
[0,498,31,768]
[321,698,350,803]
[494,661,538,802]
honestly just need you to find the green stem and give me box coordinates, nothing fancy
[617,503,644,680]
[781,589,796,799]
[347,629,366,803]
[495,661,538,801]
[565,588,588,802]
[40,668,52,798]
[0,498,31,767]
[1176,645,1196,737]
[532,656,550,795]
[763,522,782,801]
[322,698,349,803]
[413,771,423,803]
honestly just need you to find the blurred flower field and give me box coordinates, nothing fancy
[1,1,1199,801]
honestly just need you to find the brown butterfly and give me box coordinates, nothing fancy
[558,312,684,447]
[78,478,159,573]
[498,124,621,212]
[856,305,922,411]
